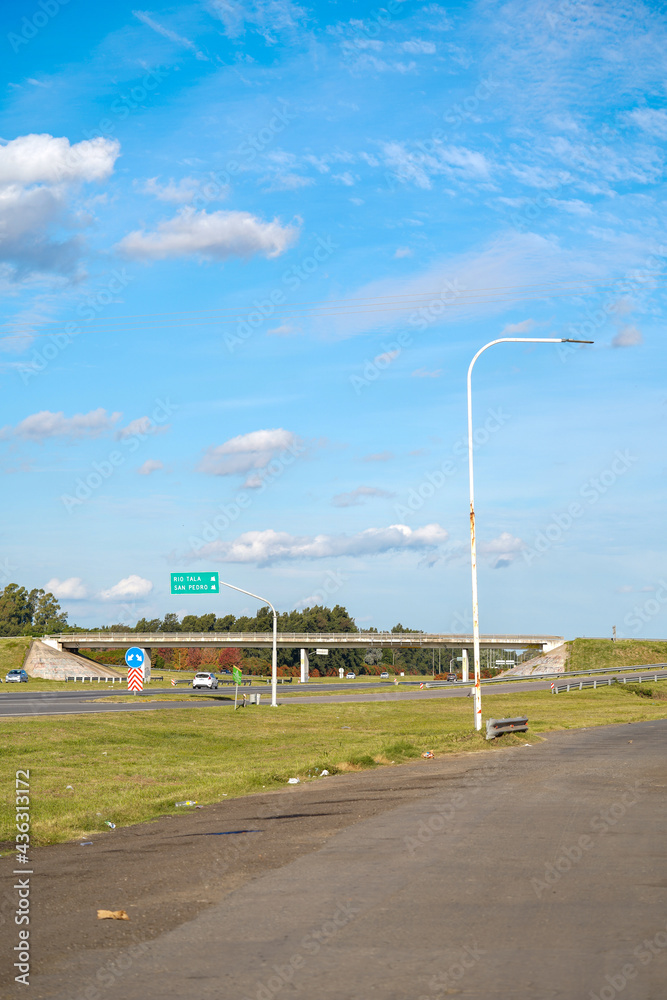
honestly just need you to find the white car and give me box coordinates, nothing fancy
[192,672,218,690]
[345,672,356,679]
[380,671,389,679]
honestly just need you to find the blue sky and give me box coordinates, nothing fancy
[0,0,665,638]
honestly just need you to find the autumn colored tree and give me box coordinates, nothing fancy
[217,647,242,670]
[187,648,202,670]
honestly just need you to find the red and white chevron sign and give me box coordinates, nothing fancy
[127,667,143,692]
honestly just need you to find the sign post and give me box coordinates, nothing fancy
[125,647,145,694]
[232,665,242,709]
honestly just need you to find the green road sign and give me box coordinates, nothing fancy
[232,666,242,685]
[170,572,219,595]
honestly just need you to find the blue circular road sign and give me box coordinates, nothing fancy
[125,646,145,667]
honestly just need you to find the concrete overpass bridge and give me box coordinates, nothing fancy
[43,632,563,682]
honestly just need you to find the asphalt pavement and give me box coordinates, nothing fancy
[11,718,666,999]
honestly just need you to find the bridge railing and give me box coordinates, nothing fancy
[46,631,563,648]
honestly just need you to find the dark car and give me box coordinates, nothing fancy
[6,669,28,683]
[445,672,457,682]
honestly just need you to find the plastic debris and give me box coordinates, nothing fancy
[80,842,93,846]
[287,778,300,784]
[421,751,434,759]
[320,770,330,777]
[104,821,116,829]
[66,785,74,790]
[97,909,130,921]
[175,800,197,807]
[341,726,351,730]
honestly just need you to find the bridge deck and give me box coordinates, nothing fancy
[47,632,563,651]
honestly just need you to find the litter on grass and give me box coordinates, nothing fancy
[320,770,330,777]
[175,801,198,807]
[287,778,300,784]
[66,785,74,790]
[421,751,434,759]
[97,909,129,921]
[104,821,116,829]
[80,842,93,846]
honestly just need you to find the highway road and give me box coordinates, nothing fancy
[10,718,667,999]
[2,670,667,716]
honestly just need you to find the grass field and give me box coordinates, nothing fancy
[0,636,30,673]
[566,638,667,671]
[1,684,666,849]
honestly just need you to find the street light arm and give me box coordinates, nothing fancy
[466,335,593,732]
[217,579,278,707]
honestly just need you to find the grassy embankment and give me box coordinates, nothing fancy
[1,684,666,848]
[0,637,30,673]
[566,637,667,671]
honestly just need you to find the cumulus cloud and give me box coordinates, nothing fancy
[187,523,448,565]
[612,325,643,348]
[480,532,526,568]
[137,459,164,475]
[45,577,87,599]
[117,207,298,261]
[100,575,153,600]
[1,408,121,442]
[115,416,169,440]
[0,134,120,281]
[199,428,301,485]
[332,486,396,507]
[0,134,119,186]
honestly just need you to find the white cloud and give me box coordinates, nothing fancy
[394,246,413,258]
[100,575,153,600]
[207,0,306,40]
[612,325,642,348]
[1,408,121,441]
[400,39,436,54]
[267,324,297,336]
[199,428,300,484]
[363,451,394,462]
[187,523,448,565]
[133,10,208,60]
[142,176,205,203]
[117,207,298,261]
[624,107,667,139]
[332,486,396,507]
[0,134,119,186]
[501,319,535,335]
[115,416,168,440]
[480,532,525,568]
[0,134,119,281]
[137,459,164,475]
[46,577,87,599]
[411,368,442,378]
[383,140,491,190]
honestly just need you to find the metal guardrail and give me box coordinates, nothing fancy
[65,676,122,683]
[426,662,667,687]
[486,716,528,739]
[552,672,667,693]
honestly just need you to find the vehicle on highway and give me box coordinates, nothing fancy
[380,671,389,679]
[6,669,28,683]
[345,672,356,679]
[192,671,218,690]
[446,672,457,682]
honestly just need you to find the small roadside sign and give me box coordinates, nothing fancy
[127,667,143,693]
[170,572,219,595]
[232,666,242,685]
[125,647,145,667]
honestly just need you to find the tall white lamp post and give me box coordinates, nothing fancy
[218,580,278,707]
[467,336,592,731]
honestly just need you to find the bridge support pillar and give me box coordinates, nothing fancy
[462,648,469,682]
[42,637,63,652]
[141,648,152,684]
[300,648,309,683]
